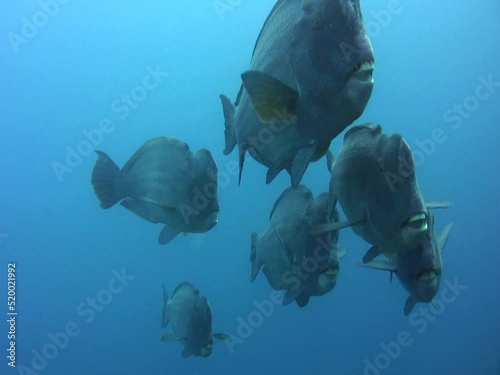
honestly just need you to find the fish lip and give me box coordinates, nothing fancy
[323,266,339,277]
[417,268,439,282]
[351,59,375,80]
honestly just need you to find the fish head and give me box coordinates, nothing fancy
[317,251,341,292]
[360,126,427,251]
[189,149,220,232]
[189,296,215,357]
[396,212,442,302]
[303,195,341,296]
[292,0,374,126]
[199,341,214,357]
[303,248,340,297]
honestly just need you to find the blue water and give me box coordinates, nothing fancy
[1,1,499,374]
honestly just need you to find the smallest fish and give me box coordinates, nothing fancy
[161,282,228,358]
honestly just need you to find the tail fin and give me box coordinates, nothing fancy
[250,232,262,282]
[161,285,169,328]
[91,150,123,209]
[220,94,237,155]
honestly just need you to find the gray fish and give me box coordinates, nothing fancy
[250,185,345,307]
[358,211,453,315]
[220,0,375,186]
[313,123,450,259]
[91,137,219,245]
[161,283,228,358]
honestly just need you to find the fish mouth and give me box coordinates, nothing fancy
[208,211,219,222]
[406,212,428,231]
[417,268,439,282]
[352,60,375,82]
[323,266,339,277]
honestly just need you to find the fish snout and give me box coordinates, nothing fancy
[318,256,340,290]
[200,343,213,357]
[415,268,441,301]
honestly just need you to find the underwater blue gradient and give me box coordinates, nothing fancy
[0,1,499,374]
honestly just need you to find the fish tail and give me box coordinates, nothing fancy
[161,285,169,328]
[220,94,237,155]
[91,150,123,209]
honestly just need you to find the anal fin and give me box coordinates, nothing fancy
[290,143,316,187]
[159,225,180,245]
[404,295,418,316]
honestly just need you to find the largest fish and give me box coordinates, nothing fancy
[220,0,375,186]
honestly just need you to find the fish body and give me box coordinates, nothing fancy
[91,137,219,244]
[221,0,374,186]
[251,185,344,307]
[161,283,228,358]
[318,124,430,257]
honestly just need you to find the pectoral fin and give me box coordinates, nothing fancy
[326,149,335,173]
[438,222,453,254]
[311,217,364,236]
[357,259,397,272]
[426,201,452,209]
[270,219,294,264]
[241,70,298,123]
[213,333,229,340]
[161,334,185,342]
